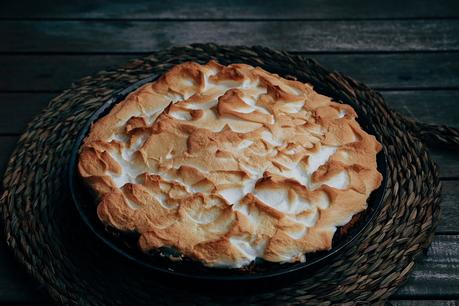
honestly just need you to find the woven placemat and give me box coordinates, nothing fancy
[1,44,457,305]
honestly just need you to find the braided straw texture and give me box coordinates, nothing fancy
[0,44,444,305]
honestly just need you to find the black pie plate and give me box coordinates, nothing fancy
[68,65,387,292]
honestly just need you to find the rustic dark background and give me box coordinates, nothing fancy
[0,0,458,305]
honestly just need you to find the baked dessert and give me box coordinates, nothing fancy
[78,61,383,268]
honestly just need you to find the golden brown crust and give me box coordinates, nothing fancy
[78,61,383,268]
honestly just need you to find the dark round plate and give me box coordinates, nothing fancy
[68,66,387,288]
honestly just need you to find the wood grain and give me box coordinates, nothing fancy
[1,0,458,19]
[0,137,17,178]
[0,233,46,304]
[2,53,459,91]
[394,235,459,298]
[438,182,459,233]
[1,90,457,134]
[430,149,459,179]
[383,91,459,128]
[0,55,133,91]
[1,20,459,53]
[0,94,54,134]
[390,301,458,306]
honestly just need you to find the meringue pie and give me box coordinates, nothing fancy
[78,61,382,268]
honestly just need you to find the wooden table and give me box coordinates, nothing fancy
[0,1,458,304]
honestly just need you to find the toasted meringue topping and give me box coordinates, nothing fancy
[78,61,382,268]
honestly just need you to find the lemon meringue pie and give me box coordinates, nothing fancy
[78,61,383,268]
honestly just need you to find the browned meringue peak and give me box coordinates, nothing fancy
[78,60,383,268]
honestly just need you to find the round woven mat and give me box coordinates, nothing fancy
[1,44,456,305]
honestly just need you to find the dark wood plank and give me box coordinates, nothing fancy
[1,0,458,19]
[438,181,459,233]
[317,54,459,90]
[390,301,458,306]
[0,235,46,304]
[3,53,459,91]
[383,91,459,128]
[0,137,17,179]
[0,94,53,134]
[1,20,458,53]
[0,55,133,91]
[394,235,459,298]
[0,90,458,135]
[430,149,459,179]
